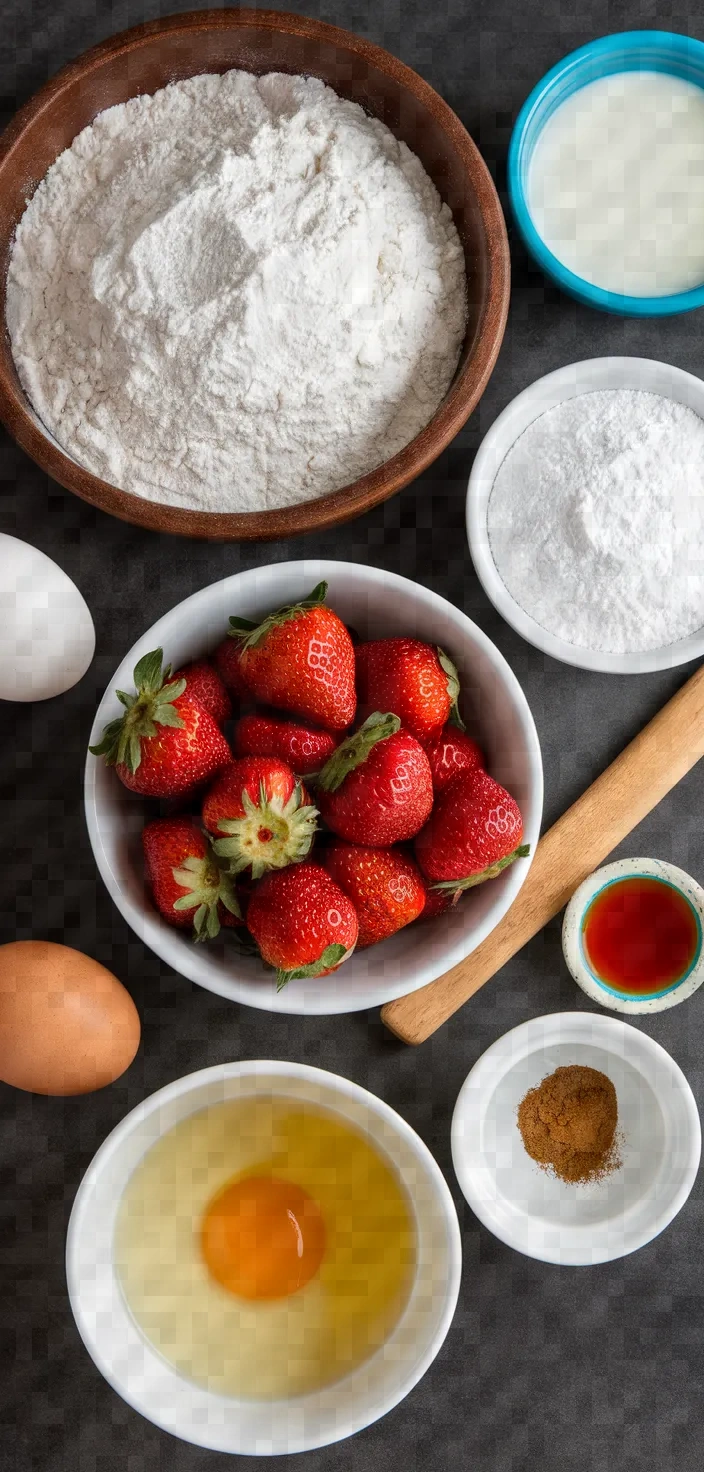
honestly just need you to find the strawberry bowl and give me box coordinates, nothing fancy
[84,561,543,1015]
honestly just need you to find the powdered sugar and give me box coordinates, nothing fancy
[6,70,467,513]
[487,389,704,654]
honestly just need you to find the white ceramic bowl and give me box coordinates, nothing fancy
[66,1059,462,1455]
[451,1013,701,1266]
[562,857,704,1015]
[466,356,704,674]
[84,560,543,1015]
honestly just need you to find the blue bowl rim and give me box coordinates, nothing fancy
[508,29,704,316]
[578,871,704,1002]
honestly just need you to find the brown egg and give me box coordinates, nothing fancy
[0,940,140,1095]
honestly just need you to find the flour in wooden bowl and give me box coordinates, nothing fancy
[6,71,468,513]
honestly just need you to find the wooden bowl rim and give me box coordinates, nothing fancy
[0,7,510,541]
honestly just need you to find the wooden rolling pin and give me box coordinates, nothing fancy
[381,662,704,1045]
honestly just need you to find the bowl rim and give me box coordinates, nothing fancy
[66,1058,463,1454]
[83,558,544,1015]
[562,857,704,1014]
[450,1011,702,1266]
[0,7,510,540]
[466,354,704,673]
[507,28,704,317]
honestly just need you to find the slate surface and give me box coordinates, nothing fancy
[2,2,704,1469]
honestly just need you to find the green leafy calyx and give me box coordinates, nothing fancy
[227,582,328,651]
[276,942,348,992]
[171,849,242,943]
[432,843,530,894]
[317,712,400,794]
[213,780,318,880]
[89,648,186,774]
[437,647,466,732]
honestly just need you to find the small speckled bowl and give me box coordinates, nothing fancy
[563,858,704,1015]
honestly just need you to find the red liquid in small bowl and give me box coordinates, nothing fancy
[582,877,699,995]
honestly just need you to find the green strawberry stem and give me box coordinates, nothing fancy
[317,712,400,793]
[432,843,530,894]
[89,648,186,774]
[437,647,466,732]
[228,582,328,650]
[171,848,242,943]
[212,781,318,879]
[276,942,348,991]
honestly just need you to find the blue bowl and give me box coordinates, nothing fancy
[508,30,704,316]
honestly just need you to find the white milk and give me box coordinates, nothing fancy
[528,70,704,296]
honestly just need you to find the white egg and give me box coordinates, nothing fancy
[0,533,95,701]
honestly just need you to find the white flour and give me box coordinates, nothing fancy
[487,389,704,654]
[6,71,467,513]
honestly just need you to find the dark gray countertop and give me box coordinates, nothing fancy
[2,2,704,1469]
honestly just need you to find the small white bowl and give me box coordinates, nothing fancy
[66,1060,462,1455]
[562,857,704,1015]
[451,1012,700,1267]
[84,559,542,1015]
[466,356,704,674]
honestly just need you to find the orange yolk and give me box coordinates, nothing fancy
[200,1174,326,1300]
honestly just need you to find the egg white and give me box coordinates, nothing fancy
[114,1097,415,1399]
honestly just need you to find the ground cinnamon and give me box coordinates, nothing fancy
[517,1064,620,1184]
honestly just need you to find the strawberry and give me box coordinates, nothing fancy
[323,842,425,948]
[355,638,464,743]
[172,660,232,728]
[90,649,232,799]
[417,878,462,922]
[202,756,317,879]
[228,582,355,732]
[247,863,358,990]
[415,768,530,892]
[424,724,484,794]
[233,711,338,776]
[316,712,433,846]
[142,817,241,941]
[213,637,250,701]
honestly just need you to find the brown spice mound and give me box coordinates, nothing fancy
[517,1064,620,1184]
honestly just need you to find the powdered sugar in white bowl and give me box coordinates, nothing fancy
[467,356,704,674]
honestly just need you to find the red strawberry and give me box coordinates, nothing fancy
[247,863,358,989]
[202,756,317,879]
[417,878,462,922]
[142,817,241,941]
[228,582,355,732]
[90,649,232,799]
[213,638,250,701]
[233,711,338,776]
[316,712,433,846]
[355,638,464,743]
[424,724,484,794]
[172,660,232,728]
[415,768,529,893]
[323,842,425,948]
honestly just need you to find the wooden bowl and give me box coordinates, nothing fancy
[0,10,510,541]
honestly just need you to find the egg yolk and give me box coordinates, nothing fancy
[200,1174,326,1300]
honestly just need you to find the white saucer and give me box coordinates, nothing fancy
[451,1012,700,1266]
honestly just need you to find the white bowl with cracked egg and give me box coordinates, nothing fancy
[466,356,704,674]
[67,1059,462,1454]
[84,560,543,1015]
